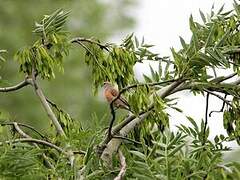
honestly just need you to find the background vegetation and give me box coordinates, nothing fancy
[0,1,240,179]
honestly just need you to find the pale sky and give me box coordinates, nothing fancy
[134,0,238,148]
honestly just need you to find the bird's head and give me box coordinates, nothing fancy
[103,81,112,89]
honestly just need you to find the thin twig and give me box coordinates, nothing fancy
[72,150,86,155]
[0,78,30,92]
[203,93,210,145]
[108,103,116,141]
[171,75,240,95]
[113,78,181,105]
[46,98,74,122]
[71,37,110,51]
[209,94,228,117]
[203,89,232,107]
[72,40,109,77]
[46,98,62,111]
[114,150,127,180]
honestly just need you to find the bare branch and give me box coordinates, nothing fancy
[30,65,66,137]
[209,94,228,117]
[203,89,232,107]
[0,78,31,92]
[203,93,209,145]
[13,122,31,138]
[107,103,116,140]
[72,150,86,155]
[114,150,127,180]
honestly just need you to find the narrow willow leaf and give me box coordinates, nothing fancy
[217,4,225,15]
[214,29,231,49]
[179,36,187,49]
[189,14,196,32]
[135,36,139,48]
[211,3,215,17]
[158,60,162,77]
[204,24,215,48]
[168,143,185,156]
[199,9,206,23]
[186,116,198,132]
[130,151,146,160]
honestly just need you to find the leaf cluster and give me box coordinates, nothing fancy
[14,9,70,79]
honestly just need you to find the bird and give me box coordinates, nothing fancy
[103,81,132,112]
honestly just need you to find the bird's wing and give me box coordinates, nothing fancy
[110,87,130,107]
[110,88,119,97]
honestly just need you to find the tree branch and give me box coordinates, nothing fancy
[209,94,227,117]
[209,73,237,83]
[0,78,31,92]
[30,66,66,137]
[203,93,209,145]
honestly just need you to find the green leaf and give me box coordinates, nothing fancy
[186,116,198,131]
[179,36,187,49]
[214,136,219,143]
[214,29,231,49]
[135,36,139,48]
[217,4,225,15]
[168,143,185,156]
[199,9,206,23]
[130,150,146,160]
[189,14,196,32]
[204,24,215,48]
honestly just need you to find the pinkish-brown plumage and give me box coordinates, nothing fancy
[103,82,130,111]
